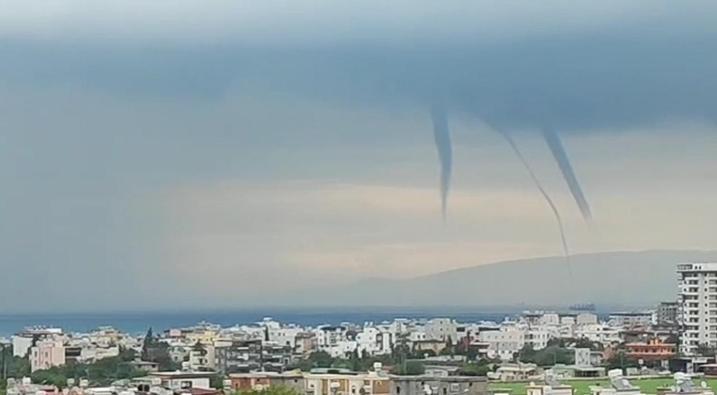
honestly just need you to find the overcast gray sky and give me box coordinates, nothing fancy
[1,1,716,312]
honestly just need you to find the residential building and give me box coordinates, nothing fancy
[30,339,66,372]
[490,363,539,381]
[624,338,676,362]
[678,262,717,355]
[304,370,391,395]
[608,312,653,328]
[296,332,319,357]
[576,313,598,326]
[214,339,293,374]
[229,372,305,393]
[574,324,620,345]
[657,302,679,326]
[390,376,488,395]
[12,327,63,358]
[425,319,458,343]
[413,339,447,356]
[477,327,524,361]
[526,381,574,395]
[524,326,552,350]
[214,339,263,374]
[316,326,349,352]
[147,372,214,391]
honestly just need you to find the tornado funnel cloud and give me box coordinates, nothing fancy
[542,128,593,223]
[496,128,570,259]
[430,105,453,221]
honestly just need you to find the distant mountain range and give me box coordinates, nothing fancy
[285,250,717,309]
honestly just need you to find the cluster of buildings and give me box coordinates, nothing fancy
[8,262,717,394]
[5,364,489,395]
[6,310,676,375]
[10,326,140,372]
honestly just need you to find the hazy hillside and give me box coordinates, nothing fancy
[286,250,717,308]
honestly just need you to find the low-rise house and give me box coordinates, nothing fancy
[625,338,676,362]
[390,375,488,395]
[608,312,653,329]
[304,369,391,395]
[130,360,160,372]
[229,371,305,393]
[296,332,319,357]
[147,371,215,391]
[526,381,574,395]
[413,339,447,356]
[490,363,539,382]
[423,365,461,377]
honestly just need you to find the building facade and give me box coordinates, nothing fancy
[677,262,717,355]
[29,339,66,372]
[657,302,679,326]
[390,376,487,395]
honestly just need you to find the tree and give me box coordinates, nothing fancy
[459,363,491,376]
[30,356,146,387]
[31,367,68,388]
[518,345,573,366]
[210,374,226,389]
[440,338,455,356]
[119,347,137,362]
[393,361,424,375]
[605,350,639,371]
[306,351,334,368]
[141,328,154,360]
[139,328,178,370]
[1,345,31,380]
[572,337,603,351]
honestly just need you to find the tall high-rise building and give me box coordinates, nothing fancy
[677,263,717,355]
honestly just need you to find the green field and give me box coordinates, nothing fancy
[489,378,717,395]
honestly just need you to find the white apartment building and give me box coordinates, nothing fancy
[523,325,554,350]
[355,327,392,356]
[576,313,598,325]
[574,323,621,345]
[539,313,561,326]
[268,326,302,349]
[608,312,653,328]
[315,326,348,350]
[477,327,525,361]
[425,318,458,343]
[677,262,717,355]
[12,327,63,357]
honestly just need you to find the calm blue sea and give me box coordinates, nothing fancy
[0,307,521,336]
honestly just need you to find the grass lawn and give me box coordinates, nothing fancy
[489,378,717,395]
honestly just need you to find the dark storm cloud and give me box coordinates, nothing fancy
[3,28,716,132]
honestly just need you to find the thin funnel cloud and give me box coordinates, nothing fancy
[494,126,570,259]
[430,104,453,221]
[542,128,593,223]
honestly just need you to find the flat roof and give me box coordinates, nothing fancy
[390,375,487,382]
[149,371,216,378]
[229,372,304,379]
